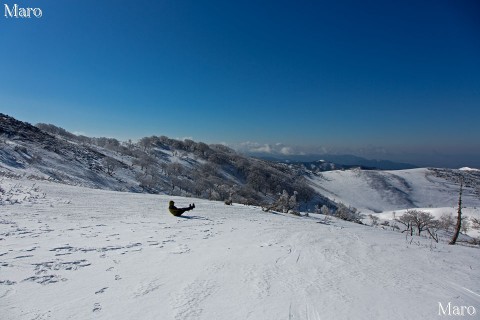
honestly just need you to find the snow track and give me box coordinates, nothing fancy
[1,179,479,319]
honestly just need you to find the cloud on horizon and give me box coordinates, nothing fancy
[233,142,306,156]
[228,141,480,169]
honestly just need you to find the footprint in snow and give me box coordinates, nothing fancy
[95,287,108,294]
[133,280,162,298]
[169,245,190,254]
[92,303,102,312]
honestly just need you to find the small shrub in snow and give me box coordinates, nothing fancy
[0,181,46,206]
[461,217,471,234]
[319,205,332,223]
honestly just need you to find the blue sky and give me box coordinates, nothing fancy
[1,0,479,167]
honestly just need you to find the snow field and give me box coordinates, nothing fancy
[1,178,479,320]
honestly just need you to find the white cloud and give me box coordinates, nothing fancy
[252,144,273,153]
[233,141,305,155]
[280,147,294,155]
[237,141,272,153]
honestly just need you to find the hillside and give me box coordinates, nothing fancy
[307,168,480,214]
[0,114,327,209]
[1,178,479,320]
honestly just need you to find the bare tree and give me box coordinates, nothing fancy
[397,210,436,236]
[396,213,414,236]
[412,210,436,236]
[439,213,455,232]
[449,179,463,245]
[133,154,156,172]
[426,219,441,243]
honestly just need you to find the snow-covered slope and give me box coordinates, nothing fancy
[1,178,479,320]
[1,114,324,208]
[308,168,480,214]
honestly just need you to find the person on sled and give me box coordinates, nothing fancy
[168,200,195,216]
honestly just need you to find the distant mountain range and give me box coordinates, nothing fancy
[254,154,417,170]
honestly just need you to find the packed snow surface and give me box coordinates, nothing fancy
[1,179,479,320]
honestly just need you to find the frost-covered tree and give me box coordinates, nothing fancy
[278,190,290,213]
[138,137,154,152]
[262,190,298,214]
[288,191,298,213]
[167,162,183,176]
[368,214,379,226]
[133,154,156,172]
[335,203,363,223]
[318,205,331,223]
[221,184,237,205]
[320,205,330,216]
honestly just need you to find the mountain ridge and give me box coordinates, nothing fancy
[0,113,329,209]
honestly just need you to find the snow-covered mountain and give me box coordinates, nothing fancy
[1,113,479,217]
[0,114,329,209]
[1,178,479,320]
